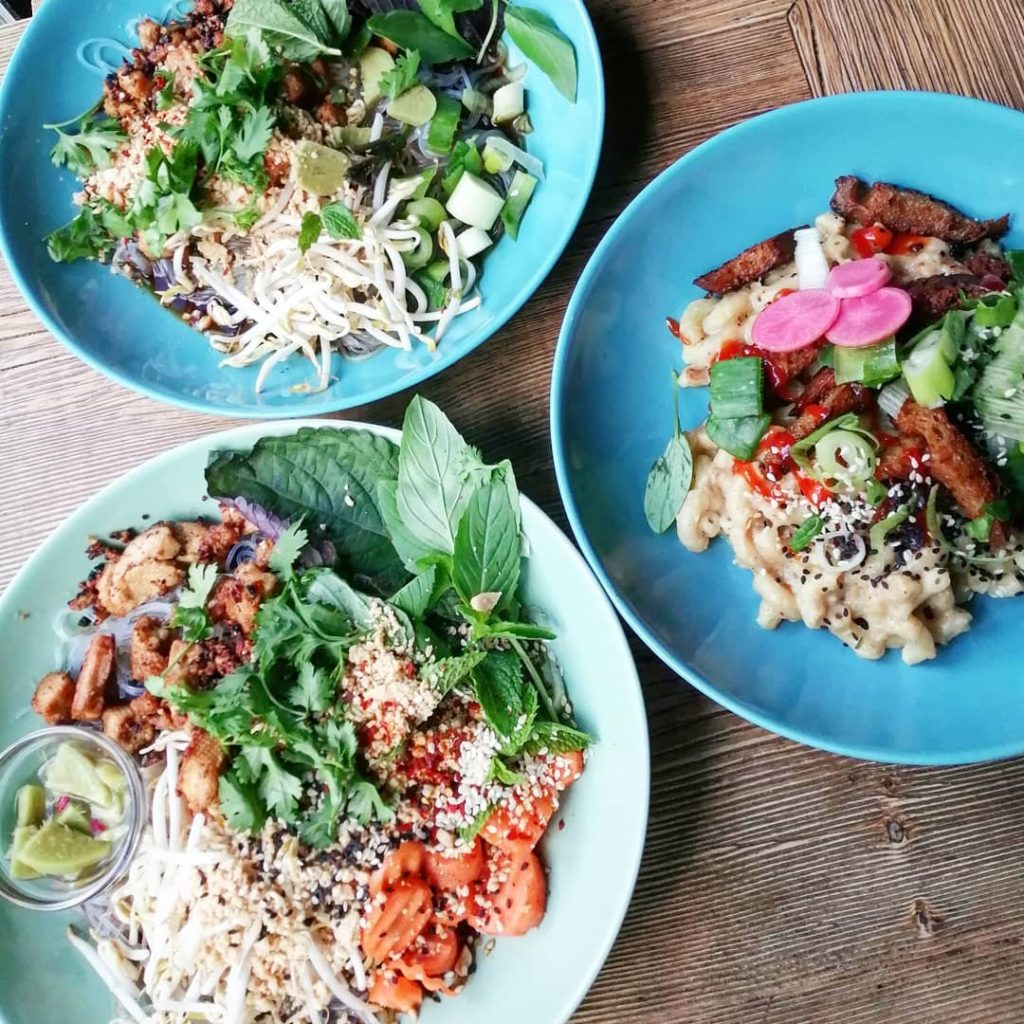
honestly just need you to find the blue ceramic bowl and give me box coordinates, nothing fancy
[552,91,1024,766]
[0,419,648,1024]
[0,0,603,417]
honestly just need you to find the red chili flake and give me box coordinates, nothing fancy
[558,819,566,831]
[54,795,71,813]
[89,819,107,834]
[403,660,417,679]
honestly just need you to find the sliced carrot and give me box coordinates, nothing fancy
[361,878,433,961]
[481,792,555,855]
[370,840,426,897]
[369,970,423,1013]
[468,851,547,937]
[424,837,485,891]
[433,883,479,928]
[399,923,459,977]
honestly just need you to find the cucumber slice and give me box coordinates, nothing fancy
[359,47,395,106]
[294,141,351,197]
[387,85,437,127]
[446,173,504,231]
[43,744,111,809]
[14,820,110,878]
[15,785,45,828]
[426,95,461,155]
[332,125,373,149]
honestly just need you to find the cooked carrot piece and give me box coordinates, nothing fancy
[371,840,426,897]
[361,879,433,960]
[424,837,485,891]
[433,883,479,929]
[399,923,459,978]
[481,792,555,855]
[469,851,547,937]
[369,970,423,1013]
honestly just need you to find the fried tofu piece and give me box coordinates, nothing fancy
[903,273,988,325]
[178,730,225,815]
[170,521,209,564]
[101,705,156,754]
[129,691,185,733]
[788,371,876,441]
[831,176,1009,243]
[72,634,116,721]
[163,638,200,689]
[31,672,76,725]
[694,228,799,295]
[211,562,278,635]
[896,401,1001,522]
[130,615,174,680]
[96,524,186,617]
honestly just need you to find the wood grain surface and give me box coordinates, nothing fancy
[3,3,1024,1022]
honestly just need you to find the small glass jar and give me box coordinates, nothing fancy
[0,726,146,911]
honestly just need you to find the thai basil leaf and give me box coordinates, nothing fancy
[452,471,520,613]
[366,10,473,63]
[504,4,577,101]
[644,432,693,534]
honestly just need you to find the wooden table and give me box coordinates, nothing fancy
[4,3,1024,1021]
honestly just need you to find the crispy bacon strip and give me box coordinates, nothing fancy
[831,176,1009,243]
[694,229,799,295]
[896,401,1000,522]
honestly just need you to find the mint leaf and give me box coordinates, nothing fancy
[423,648,487,696]
[299,211,323,254]
[322,201,361,240]
[389,565,437,618]
[472,649,528,738]
[524,720,591,755]
[305,570,375,628]
[226,0,342,61]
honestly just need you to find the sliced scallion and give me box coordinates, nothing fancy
[974,292,1017,328]
[500,170,538,241]
[709,356,763,419]
[832,336,900,387]
[706,413,771,462]
[869,504,910,552]
[902,334,954,409]
[789,514,823,552]
[426,95,462,155]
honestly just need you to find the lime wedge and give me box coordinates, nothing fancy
[10,825,40,879]
[42,744,112,809]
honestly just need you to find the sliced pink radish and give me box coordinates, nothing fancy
[826,257,892,299]
[750,289,841,352]
[826,287,912,348]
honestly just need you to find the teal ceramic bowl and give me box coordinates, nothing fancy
[0,1,603,417]
[0,419,648,1024]
[552,92,1024,766]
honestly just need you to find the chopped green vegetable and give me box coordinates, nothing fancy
[902,334,955,408]
[1006,250,1024,285]
[366,10,474,64]
[500,170,538,241]
[709,356,763,419]
[406,197,447,232]
[974,292,1017,328]
[298,211,323,254]
[426,94,462,155]
[705,413,771,462]
[46,110,125,177]
[789,515,823,552]
[446,172,504,231]
[442,139,484,194]
[971,304,1024,440]
[321,201,361,240]
[832,336,900,387]
[387,84,438,126]
[869,504,910,553]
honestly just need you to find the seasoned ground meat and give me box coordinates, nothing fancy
[831,176,1009,243]
[694,229,800,295]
